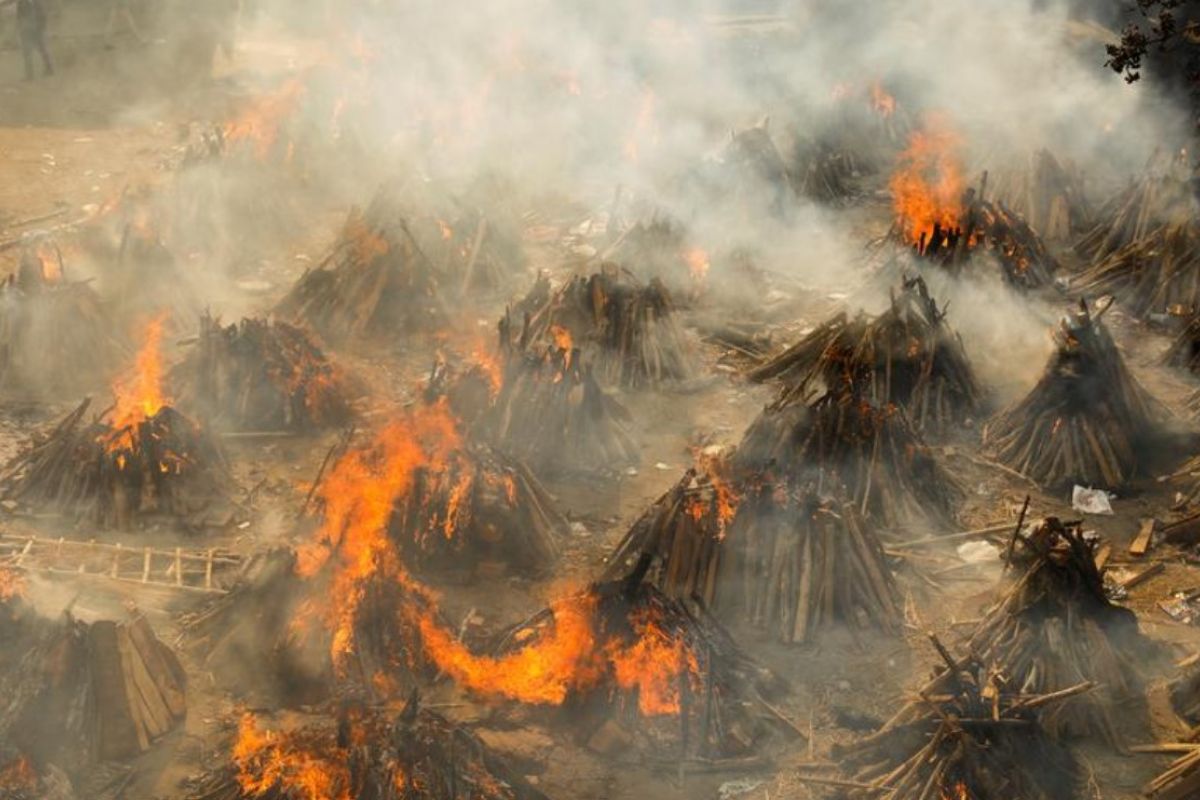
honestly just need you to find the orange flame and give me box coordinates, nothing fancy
[224,79,307,161]
[869,82,896,118]
[0,755,36,791]
[106,315,170,449]
[35,243,62,283]
[683,248,710,284]
[0,567,25,601]
[940,781,970,800]
[549,325,573,355]
[233,713,350,800]
[889,118,964,246]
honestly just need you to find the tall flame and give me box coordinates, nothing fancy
[108,314,170,439]
[233,713,350,800]
[889,118,965,246]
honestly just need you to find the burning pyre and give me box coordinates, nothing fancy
[968,517,1148,745]
[416,575,798,759]
[982,298,1162,490]
[0,241,126,397]
[736,385,964,531]
[878,121,1058,289]
[172,314,353,433]
[817,639,1085,800]
[605,461,900,645]
[0,318,236,532]
[278,186,446,342]
[510,263,700,390]
[187,697,549,800]
[749,275,980,434]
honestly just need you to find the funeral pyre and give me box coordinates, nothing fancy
[967,517,1148,745]
[507,263,700,390]
[185,697,550,800]
[0,240,126,398]
[604,461,901,645]
[748,274,980,434]
[736,382,964,531]
[278,185,446,342]
[982,298,1162,490]
[811,639,1086,799]
[0,318,236,532]
[989,148,1091,243]
[171,314,353,433]
[875,120,1058,290]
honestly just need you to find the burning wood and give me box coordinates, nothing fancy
[434,204,527,294]
[748,274,980,434]
[415,575,797,760]
[0,320,237,532]
[277,187,446,342]
[1074,150,1194,266]
[0,241,126,397]
[967,517,1148,745]
[820,639,1085,799]
[982,298,1162,490]
[989,149,1091,243]
[508,263,700,390]
[185,698,550,800]
[877,121,1058,289]
[605,462,901,644]
[1072,221,1200,320]
[735,387,964,531]
[172,314,353,433]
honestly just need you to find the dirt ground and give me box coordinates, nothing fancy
[3,13,1200,800]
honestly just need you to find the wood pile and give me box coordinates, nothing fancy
[184,697,550,800]
[748,275,980,434]
[108,222,201,324]
[0,754,74,800]
[1072,221,1200,320]
[434,205,528,294]
[387,441,565,577]
[0,398,238,533]
[0,244,126,397]
[487,576,799,760]
[605,465,901,644]
[990,149,1091,242]
[1074,152,1194,265]
[817,640,1085,799]
[967,517,1148,745]
[172,314,353,433]
[276,186,447,342]
[1164,312,1200,375]
[982,298,1162,490]
[0,608,186,772]
[735,388,964,530]
[509,263,701,390]
[608,216,706,303]
[476,332,640,474]
[1144,747,1200,800]
[792,136,861,203]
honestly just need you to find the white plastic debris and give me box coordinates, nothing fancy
[957,540,999,564]
[718,779,764,800]
[569,521,590,538]
[654,461,671,471]
[1071,485,1115,515]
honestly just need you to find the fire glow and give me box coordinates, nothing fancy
[224,79,307,161]
[105,315,171,452]
[233,713,351,800]
[889,118,965,247]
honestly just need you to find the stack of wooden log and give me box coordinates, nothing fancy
[967,517,1148,745]
[387,441,565,577]
[0,398,237,533]
[185,697,550,800]
[879,173,1059,290]
[509,264,700,390]
[468,330,640,474]
[277,186,446,341]
[1074,152,1194,266]
[488,575,799,760]
[982,298,1163,489]
[792,135,862,203]
[604,465,900,645]
[1144,747,1200,800]
[432,204,527,294]
[736,388,963,530]
[990,149,1091,243]
[0,610,186,773]
[1072,221,1200,320]
[817,640,1086,799]
[749,275,980,434]
[172,314,353,433]
[0,243,126,397]
[608,216,707,303]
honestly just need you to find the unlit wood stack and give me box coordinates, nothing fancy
[185,698,550,800]
[1144,747,1200,800]
[172,314,353,432]
[277,186,446,341]
[821,639,1085,800]
[967,517,1148,745]
[982,298,1162,489]
[749,274,980,433]
[1165,313,1200,375]
[1072,222,1200,320]
[511,263,700,390]
[0,398,237,532]
[990,148,1090,242]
